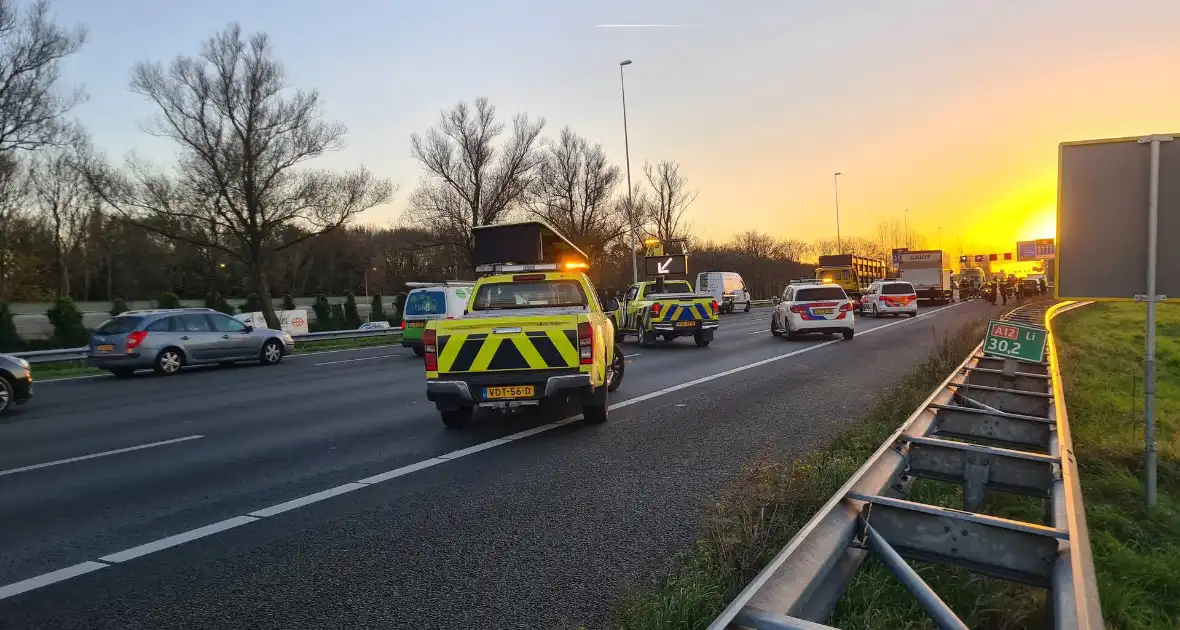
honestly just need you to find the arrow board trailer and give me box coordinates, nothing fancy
[898,250,954,304]
[472,221,589,274]
[644,254,689,277]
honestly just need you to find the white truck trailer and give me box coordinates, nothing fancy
[899,250,954,304]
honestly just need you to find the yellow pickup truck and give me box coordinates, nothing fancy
[423,222,624,428]
[613,278,720,348]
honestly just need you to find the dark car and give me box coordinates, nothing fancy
[0,352,33,415]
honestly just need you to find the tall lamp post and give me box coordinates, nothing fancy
[833,172,842,253]
[904,208,910,249]
[620,59,637,283]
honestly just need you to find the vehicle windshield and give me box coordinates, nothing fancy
[882,283,915,295]
[649,280,693,294]
[796,287,848,301]
[472,280,588,310]
[405,290,447,316]
[95,316,143,335]
[818,269,851,282]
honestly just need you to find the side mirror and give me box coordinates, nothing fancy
[244,325,254,333]
[462,309,468,316]
[603,298,620,312]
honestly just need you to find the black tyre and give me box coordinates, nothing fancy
[770,315,783,337]
[908,312,917,318]
[413,346,425,356]
[843,328,855,340]
[639,329,656,348]
[785,325,800,341]
[694,331,712,347]
[153,348,184,376]
[108,367,135,378]
[260,339,283,366]
[0,375,12,415]
[582,386,608,425]
[441,407,473,428]
[608,346,625,392]
[614,331,625,344]
[744,301,751,313]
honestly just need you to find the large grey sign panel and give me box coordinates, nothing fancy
[1057,136,1180,300]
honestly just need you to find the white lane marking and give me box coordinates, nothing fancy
[248,483,369,518]
[0,300,969,601]
[747,329,770,335]
[624,353,642,358]
[0,562,109,600]
[0,435,205,478]
[314,354,399,367]
[99,516,259,563]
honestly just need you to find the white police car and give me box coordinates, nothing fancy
[770,280,855,340]
[861,279,919,318]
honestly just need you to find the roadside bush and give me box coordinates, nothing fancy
[157,292,181,309]
[282,294,296,310]
[0,302,20,352]
[240,293,263,313]
[204,292,234,315]
[312,294,331,325]
[344,292,361,327]
[110,297,129,316]
[370,293,386,322]
[47,296,88,348]
[330,303,346,326]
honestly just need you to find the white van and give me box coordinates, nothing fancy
[696,271,751,313]
[401,282,473,355]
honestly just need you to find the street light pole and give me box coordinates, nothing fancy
[904,209,910,249]
[833,172,842,253]
[620,59,637,283]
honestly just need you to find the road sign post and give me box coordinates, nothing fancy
[982,319,1047,363]
[1057,133,1179,507]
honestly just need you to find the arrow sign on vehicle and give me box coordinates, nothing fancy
[656,257,673,274]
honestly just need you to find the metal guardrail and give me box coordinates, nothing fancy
[709,300,1102,630]
[11,328,403,364]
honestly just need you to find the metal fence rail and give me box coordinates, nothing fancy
[12,328,404,364]
[709,300,1102,630]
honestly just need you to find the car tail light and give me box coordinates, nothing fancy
[125,330,148,351]
[711,300,719,315]
[423,328,438,371]
[649,303,661,318]
[401,320,406,329]
[908,294,917,301]
[789,304,807,313]
[840,301,853,312]
[577,321,593,365]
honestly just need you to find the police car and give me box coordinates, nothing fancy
[860,279,919,318]
[770,280,855,340]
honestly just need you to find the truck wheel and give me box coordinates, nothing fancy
[440,407,473,428]
[582,387,608,424]
[639,329,657,348]
[614,331,624,344]
[694,331,712,347]
[608,346,625,392]
[413,346,424,356]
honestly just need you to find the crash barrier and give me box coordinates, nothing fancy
[708,300,1102,630]
[11,328,403,365]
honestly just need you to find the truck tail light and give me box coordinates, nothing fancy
[649,303,661,318]
[126,330,147,351]
[423,328,437,371]
[710,300,719,316]
[577,322,593,365]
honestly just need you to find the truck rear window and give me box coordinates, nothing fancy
[796,287,847,301]
[472,281,588,310]
[405,291,447,316]
[882,283,915,295]
[650,281,693,294]
[95,316,143,335]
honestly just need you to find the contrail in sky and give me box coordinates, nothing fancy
[595,24,701,28]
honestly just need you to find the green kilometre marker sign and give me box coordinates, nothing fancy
[983,319,1048,363]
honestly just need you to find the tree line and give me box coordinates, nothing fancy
[0,0,929,332]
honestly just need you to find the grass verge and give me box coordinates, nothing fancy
[29,333,404,381]
[608,313,996,630]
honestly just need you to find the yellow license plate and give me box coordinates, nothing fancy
[408,322,426,328]
[676,321,697,327]
[96,344,114,352]
[813,308,835,315]
[484,385,534,399]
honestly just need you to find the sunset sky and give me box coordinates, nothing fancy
[55,0,1180,257]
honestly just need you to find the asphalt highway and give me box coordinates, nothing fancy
[0,300,1003,629]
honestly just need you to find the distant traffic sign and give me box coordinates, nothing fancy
[644,254,688,276]
[983,319,1047,363]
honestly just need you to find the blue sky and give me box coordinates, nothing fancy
[55,0,1180,252]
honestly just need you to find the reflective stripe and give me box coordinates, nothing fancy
[435,328,580,373]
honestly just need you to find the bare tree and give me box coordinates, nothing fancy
[526,126,624,262]
[29,141,92,296]
[643,159,697,241]
[0,151,27,297]
[89,24,394,328]
[407,97,544,270]
[0,0,87,154]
